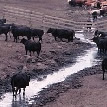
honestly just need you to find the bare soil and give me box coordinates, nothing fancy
[0,0,106,107]
[43,67,107,107]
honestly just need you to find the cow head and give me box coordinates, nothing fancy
[20,38,27,44]
[0,18,6,25]
[92,36,100,43]
[47,28,53,33]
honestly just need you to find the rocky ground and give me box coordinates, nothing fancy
[0,0,106,107]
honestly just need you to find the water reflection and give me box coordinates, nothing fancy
[0,92,29,107]
[12,94,27,107]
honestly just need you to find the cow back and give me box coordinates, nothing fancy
[11,72,30,88]
[25,40,41,52]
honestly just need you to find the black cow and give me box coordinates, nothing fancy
[91,9,106,19]
[94,30,99,36]
[0,24,11,41]
[100,9,106,17]
[68,0,76,7]
[31,28,44,41]
[20,38,41,56]
[68,0,85,7]
[102,58,107,80]
[96,1,101,9]
[0,18,6,25]
[94,30,107,38]
[92,11,98,21]
[92,36,107,53]
[47,28,75,42]
[92,36,103,53]
[11,72,30,96]
[11,24,31,42]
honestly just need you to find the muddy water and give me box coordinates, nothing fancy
[0,33,101,107]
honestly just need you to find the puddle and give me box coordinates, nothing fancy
[0,33,101,107]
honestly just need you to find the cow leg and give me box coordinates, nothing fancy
[33,51,34,54]
[27,36,31,40]
[19,88,21,94]
[68,37,73,42]
[14,37,15,42]
[68,39,70,42]
[102,63,105,80]
[23,88,25,95]
[26,50,28,55]
[14,37,17,43]
[37,50,40,56]
[39,37,42,41]
[16,37,18,43]
[103,70,105,80]
[33,36,34,40]
[30,51,31,56]
[5,33,8,41]
[54,36,57,41]
[12,87,15,96]
[16,87,19,95]
[60,38,62,41]
[18,36,19,40]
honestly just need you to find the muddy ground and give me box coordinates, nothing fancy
[0,0,106,107]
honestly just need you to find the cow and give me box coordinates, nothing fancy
[102,58,107,80]
[30,28,44,41]
[68,0,76,7]
[11,24,31,42]
[76,1,86,7]
[68,0,85,7]
[92,11,98,21]
[47,28,75,42]
[0,18,6,25]
[100,9,106,17]
[94,30,99,36]
[11,72,30,96]
[94,30,107,38]
[92,36,104,53]
[92,35,107,53]
[96,1,101,9]
[0,24,11,41]
[90,9,106,20]
[20,38,41,56]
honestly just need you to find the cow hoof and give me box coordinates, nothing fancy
[23,92,25,96]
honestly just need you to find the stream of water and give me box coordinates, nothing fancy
[0,33,101,107]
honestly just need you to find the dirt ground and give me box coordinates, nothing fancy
[0,0,107,107]
[44,73,107,107]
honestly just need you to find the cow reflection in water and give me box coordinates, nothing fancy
[11,72,30,97]
[12,92,29,107]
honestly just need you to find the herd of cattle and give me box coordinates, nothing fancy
[93,30,107,54]
[0,18,75,96]
[0,18,75,56]
[68,0,107,21]
[92,30,107,80]
[90,9,107,21]
[68,0,106,10]
[1,17,107,96]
